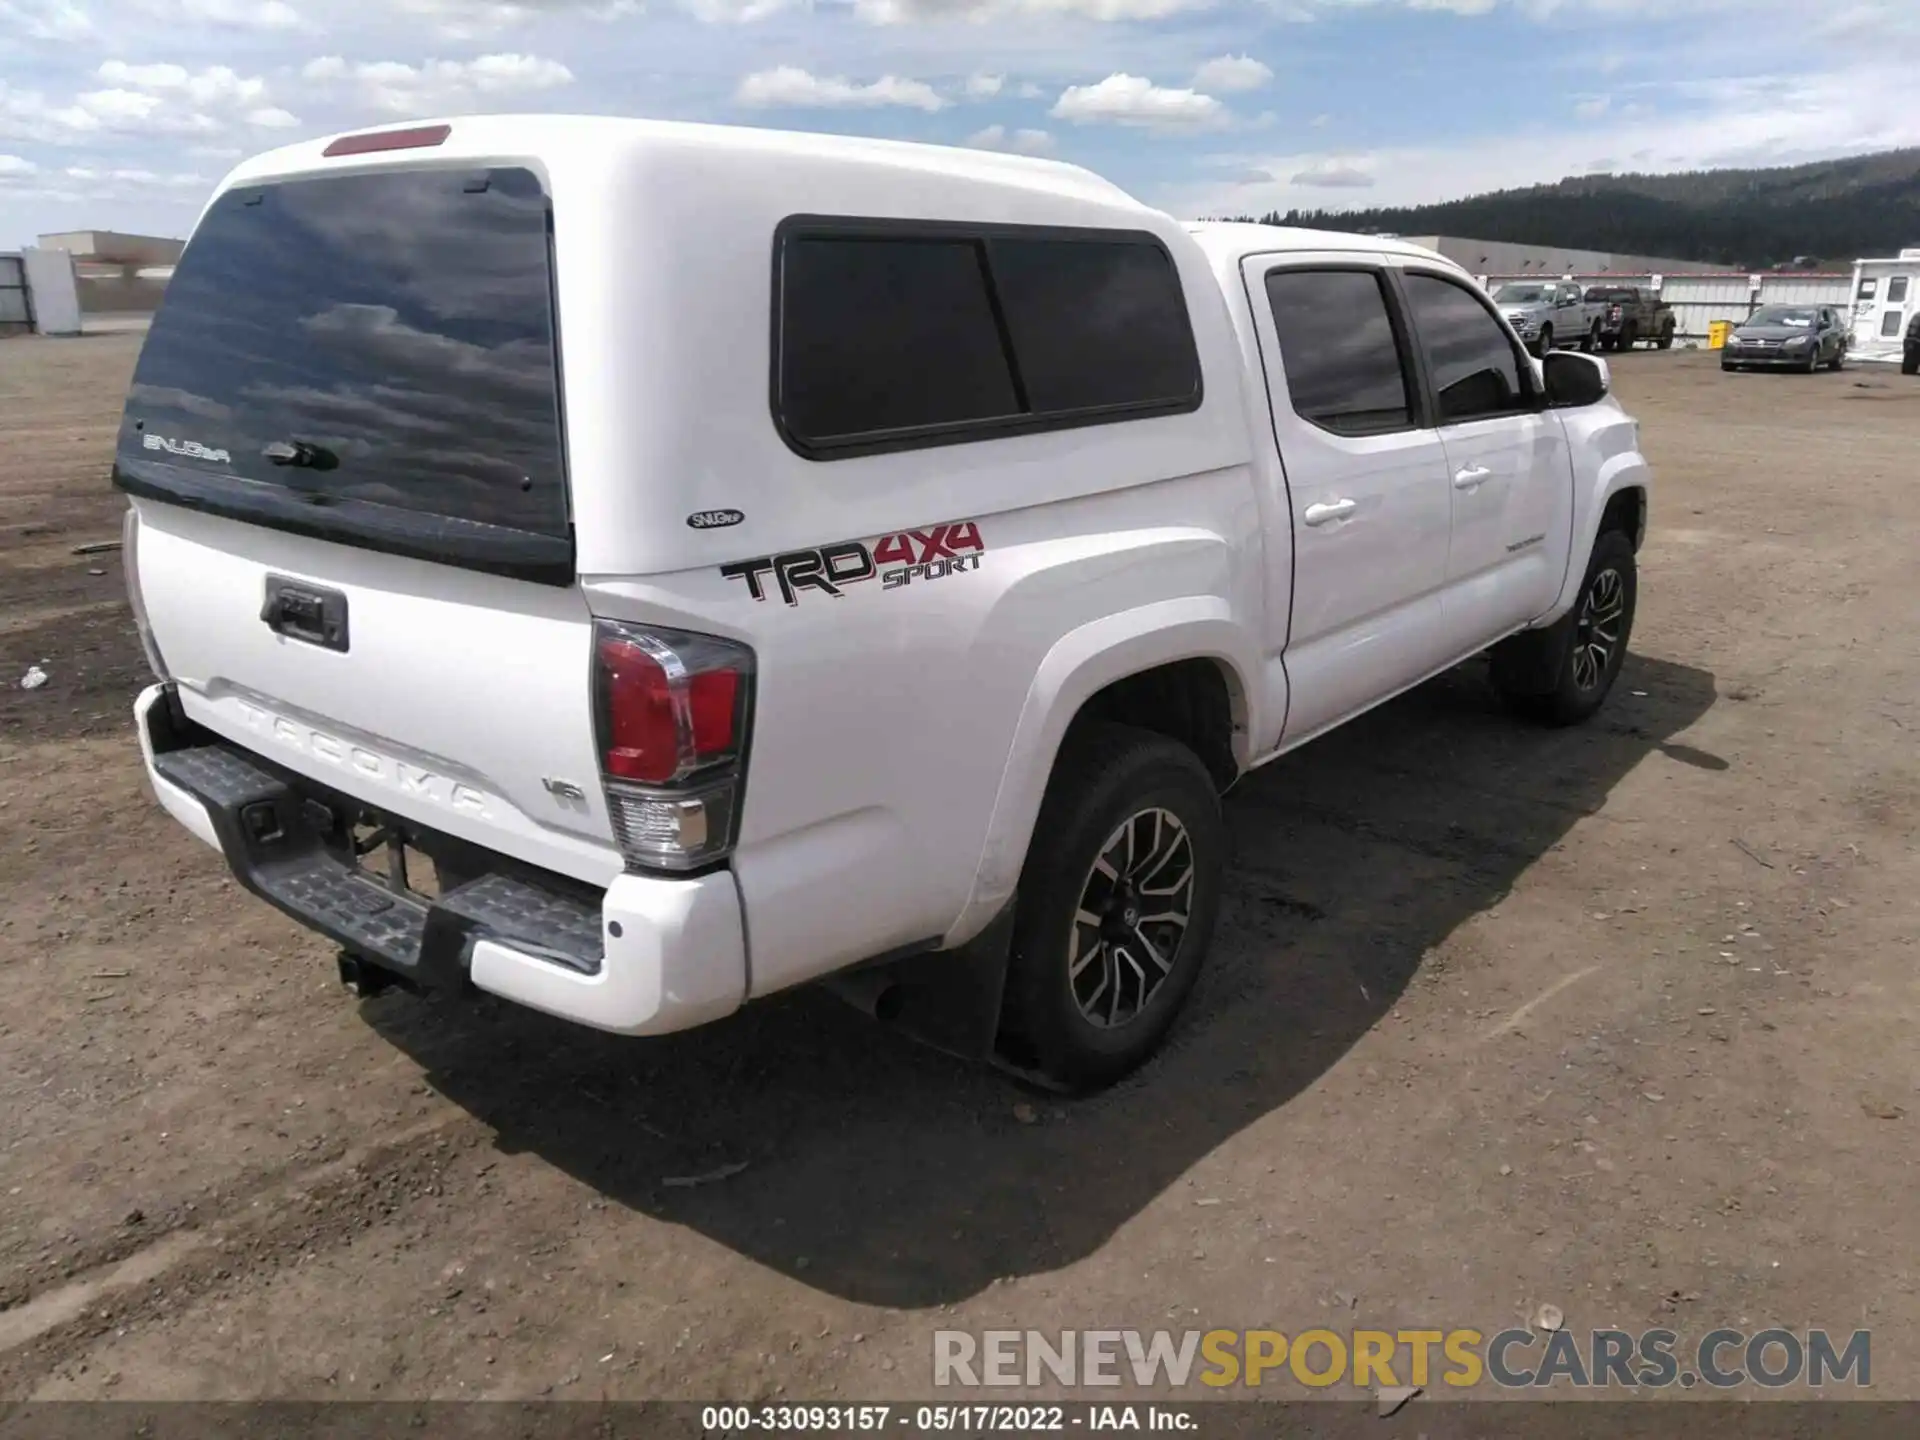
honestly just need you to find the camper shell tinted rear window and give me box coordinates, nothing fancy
[114,165,571,584]
[771,216,1203,459]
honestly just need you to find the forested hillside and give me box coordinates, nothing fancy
[1241,149,1920,267]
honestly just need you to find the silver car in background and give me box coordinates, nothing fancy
[1721,305,1849,373]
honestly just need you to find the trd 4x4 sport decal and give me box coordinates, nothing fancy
[721,522,985,606]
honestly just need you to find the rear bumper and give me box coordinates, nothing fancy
[134,683,746,1036]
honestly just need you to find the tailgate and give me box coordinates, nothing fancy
[132,504,619,886]
[115,159,619,886]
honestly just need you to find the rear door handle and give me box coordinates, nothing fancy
[1303,499,1357,527]
[1453,465,1493,490]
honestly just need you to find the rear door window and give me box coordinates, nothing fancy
[116,165,570,582]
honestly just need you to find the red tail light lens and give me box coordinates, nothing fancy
[598,635,677,783]
[323,124,452,157]
[689,670,740,758]
[592,622,754,872]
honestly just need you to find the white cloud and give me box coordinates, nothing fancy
[96,61,270,108]
[393,0,640,37]
[0,0,93,40]
[1051,73,1227,131]
[680,0,791,18]
[300,52,574,114]
[854,0,1205,21]
[964,72,1004,98]
[965,123,1056,154]
[0,153,38,178]
[65,164,207,186]
[1192,55,1272,93]
[1574,94,1610,117]
[72,89,165,125]
[1290,154,1375,186]
[0,60,303,139]
[735,65,946,111]
[146,0,304,27]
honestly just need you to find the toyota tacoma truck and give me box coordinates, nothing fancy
[1586,286,1676,352]
[1489,280,1604,355]
[118,116,1651,1091]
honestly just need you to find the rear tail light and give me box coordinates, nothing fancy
[122,506,170,681]
[592,621,754,873]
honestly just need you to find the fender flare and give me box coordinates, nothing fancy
[942,596,1256,947]
[1538,452,1650,625]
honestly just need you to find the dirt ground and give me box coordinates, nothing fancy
[1,335,1916,1405]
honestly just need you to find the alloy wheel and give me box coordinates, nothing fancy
[1570,567,1626,692]
[1069,807,1195,1029]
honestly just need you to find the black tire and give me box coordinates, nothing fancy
[1582,322,1601,353]
[1491,530,1637,728]
[1622,322,1638,350]
[1828,346,1845,372]
[1537,325,1554,355]
[1904,352,1920,376]
[1000,722,1225,1092]
[1803,345,1820,374]
[1657,323,1675,351]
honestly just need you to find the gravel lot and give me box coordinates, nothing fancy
[2,335,1916,1403]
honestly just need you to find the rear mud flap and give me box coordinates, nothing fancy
[823,900,1017,1066]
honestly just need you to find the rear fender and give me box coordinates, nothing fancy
[944,597,1254,946]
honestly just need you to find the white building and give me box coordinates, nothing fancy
[1846,248,1920,364]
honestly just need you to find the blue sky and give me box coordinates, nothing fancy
[2,0,1917,246]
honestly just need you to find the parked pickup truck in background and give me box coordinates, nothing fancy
[116,116,1653,1092]
[1489,281,1604,356]
[1587,286,1677,352]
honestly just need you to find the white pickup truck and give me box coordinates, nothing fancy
[120,116,1650,1091]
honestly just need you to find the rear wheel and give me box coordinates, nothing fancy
[1582,321,1601,353]
[1000,723,1224,1092]
[1904,350,1920,376]
[1622,322,1639,350]
[1657,322,1675,350]
[1491,530,1637,728]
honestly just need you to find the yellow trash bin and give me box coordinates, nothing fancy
[1708,320,1733,350]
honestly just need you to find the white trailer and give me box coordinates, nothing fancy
[1846,248,1920,364]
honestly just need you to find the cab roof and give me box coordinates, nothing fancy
[219,113,1148,220]
[1182,220,1453,266]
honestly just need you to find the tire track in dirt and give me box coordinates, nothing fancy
[0,1112,481,1391]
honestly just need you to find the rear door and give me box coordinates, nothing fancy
[1244,256,1454,744]
[118,164,619,886]
[1396,267,1573,647]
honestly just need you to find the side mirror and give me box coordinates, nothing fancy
[1543,350,1610,408]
